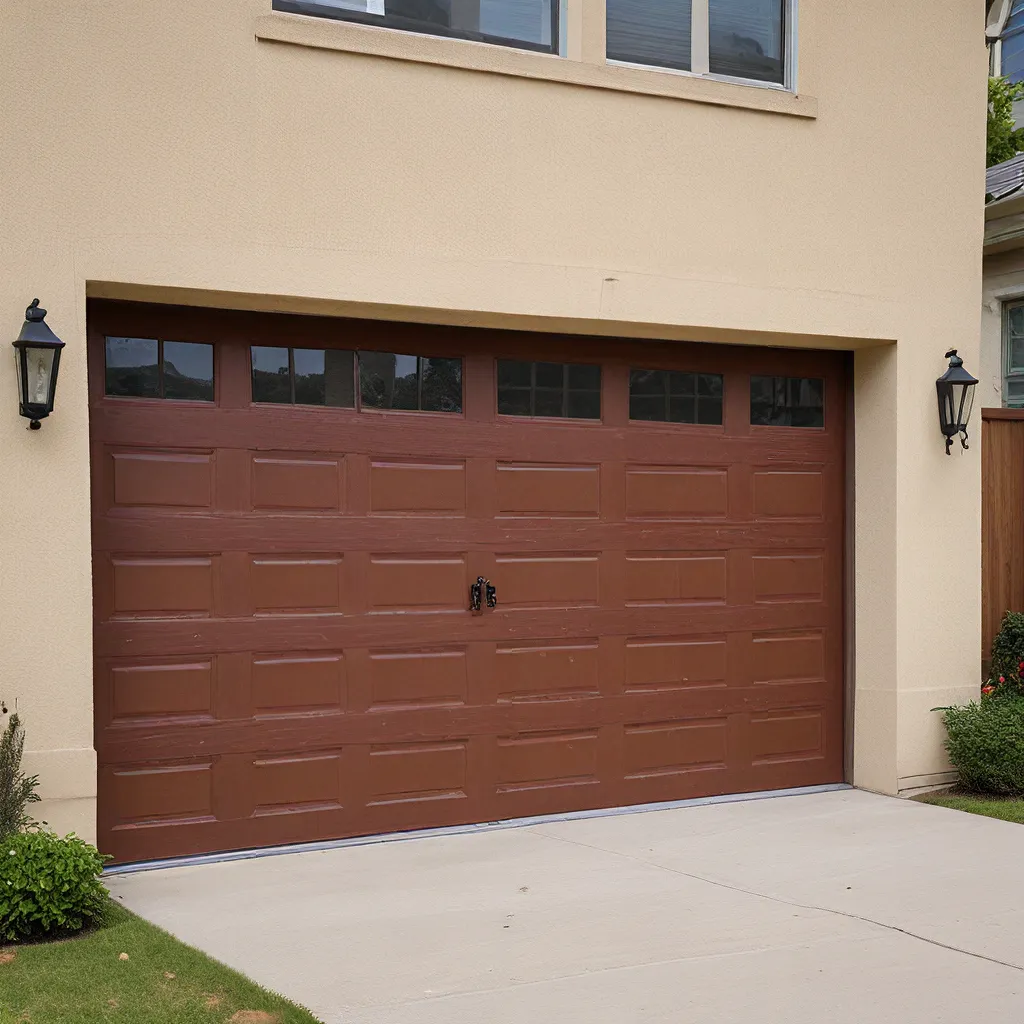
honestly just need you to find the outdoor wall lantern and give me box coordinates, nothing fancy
[13,299,65,430]
[936,349,978,455]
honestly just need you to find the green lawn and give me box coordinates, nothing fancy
[914,791,1024,824]
[0,900,321,1024]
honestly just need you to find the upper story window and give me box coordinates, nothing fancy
[607,0,787,85]
[1004,303,1024,408]
[273,0,557,53]
[996,1,1024,84]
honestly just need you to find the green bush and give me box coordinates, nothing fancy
[0,829,108,942]
[990,611,1024,695]
[942,695,1024,795]
[0,713,40,840]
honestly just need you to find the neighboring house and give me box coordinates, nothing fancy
[0,2,985,866]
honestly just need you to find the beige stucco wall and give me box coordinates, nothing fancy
[0,0,986,841]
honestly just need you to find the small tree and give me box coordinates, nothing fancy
[988,76,1024,168]
[0,714,40,840]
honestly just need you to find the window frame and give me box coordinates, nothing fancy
[104,336,216,404]
[272,0,562,57]
[496,358,602,420]
[1003,300,1024,408]
[606,0,797,92]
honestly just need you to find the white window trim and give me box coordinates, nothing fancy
[607,0,797,93]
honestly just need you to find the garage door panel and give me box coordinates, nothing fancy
[251,454,345,512]
[251,653,346,716]
[100,658,215,726]
[109,449,214,510]
[95,603,834,659]
[495,462,601,518]
[90,303,845,863]
[93,517,836,553]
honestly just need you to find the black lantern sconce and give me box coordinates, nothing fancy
[13,299,65,430]
[936,349,978,455]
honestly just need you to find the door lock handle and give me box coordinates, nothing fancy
[470,577,497,612]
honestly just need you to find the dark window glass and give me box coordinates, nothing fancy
[709,0,784,84]
[252,346,291,404]
[251,346,355,407]
[629,369,723,424]
[750,375,824,428]
[497,360,602,419]
[273,0,556,54]
[607,0,691,71]
[105,337,214,402]
[359,352,463,413]
[163,341,214,402]
[105,337,159,398]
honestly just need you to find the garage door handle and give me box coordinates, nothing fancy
[470,576,485,612]
[470,577,497,612]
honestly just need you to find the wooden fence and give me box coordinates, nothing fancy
[983,409,1024,667]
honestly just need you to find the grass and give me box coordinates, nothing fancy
[914,791,1024,825]
[0,899,322,1024]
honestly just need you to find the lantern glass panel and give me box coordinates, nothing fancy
[23,346,56,407]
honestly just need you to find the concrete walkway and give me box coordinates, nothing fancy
[109,789,1024,1023]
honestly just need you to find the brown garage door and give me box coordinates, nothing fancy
[89,300,845,864]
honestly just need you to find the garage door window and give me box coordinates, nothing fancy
[497,360,601,419]
[359,352,463,413]
[105,337,214,402]
[750,375,824,427]
[252,346,356,407]
[629,369,723,424]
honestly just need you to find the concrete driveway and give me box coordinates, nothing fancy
[108,789,1024,1023]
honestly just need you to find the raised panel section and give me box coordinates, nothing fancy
[496,730,598,792]
[252,752,342,816]
[109,761,213,827]
[752,471,823,519]
[252,654,345,715]
[624,719,728,779]
[750,708,824,765]
[250,556,343,615]
[752,553,824,604]
[367,741,467,806]
[753,632,825,684]
[496,640,600,702]
[370,460,466,515]
[625,553,727,606]
[625,466,728,520]
[368,555,466,613]
[112,451,212,509]
[252,456,343,512]
[109,661,213,722]
[368,648,467,709]
[496,554,599,609]
[625,637,727,691]
[111,557,214,619]
[496,463,600,518]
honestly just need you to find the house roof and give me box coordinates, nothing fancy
[987,153,1024,202]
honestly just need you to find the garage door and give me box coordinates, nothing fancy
[90,301,845,864]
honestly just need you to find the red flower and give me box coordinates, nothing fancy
[1018,661,1023,670]
[982,685,996,695]
[1000,676,1006,683]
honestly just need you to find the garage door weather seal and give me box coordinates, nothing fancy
[105,782,850,876]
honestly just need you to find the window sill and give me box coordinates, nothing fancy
[255,12,817,119]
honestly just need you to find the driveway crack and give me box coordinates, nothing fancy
[528,827,1024,975]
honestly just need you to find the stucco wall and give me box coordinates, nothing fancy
[0,0,986,839]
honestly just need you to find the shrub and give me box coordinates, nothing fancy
[0,713,40,840]
[0,829,108,942]
[941,694,1024,795]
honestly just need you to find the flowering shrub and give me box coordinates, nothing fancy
[941,695,1024,796]
[0,829,108,942]
[989,612,1024,696]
